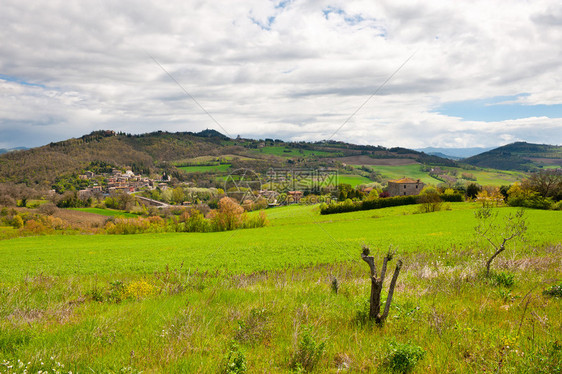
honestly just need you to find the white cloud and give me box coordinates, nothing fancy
[0,0,561,149]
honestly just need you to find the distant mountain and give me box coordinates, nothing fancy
[0,147,28,155]
[416,147,494,159]
[463,142,562,171]
[425,152,463,161]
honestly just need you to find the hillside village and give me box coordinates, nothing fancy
[76,168,172,197]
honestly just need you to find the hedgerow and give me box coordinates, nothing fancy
[320,193,463,215]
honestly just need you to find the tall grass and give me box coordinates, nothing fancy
[0,245,560,372]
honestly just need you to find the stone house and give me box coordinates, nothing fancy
[387,178,424,197]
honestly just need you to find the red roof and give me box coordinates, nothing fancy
[388,178,420,184]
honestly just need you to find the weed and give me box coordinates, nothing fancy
[221,341,247,374]
[354,298,371,326]
[542,283,562,298]
[330,277,339,294]
[290,326,326,372]
[87,287,105,302]
[86,280,126,303]
[490,271,516,288]
[384,339,425,374]
[496,288,516,303]
[522,340,562,373]
[235,307,271,346]
[125,279,155,300]
[107,280,126,302]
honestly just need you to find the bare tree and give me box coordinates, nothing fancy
[361,245,403,324]
[474,207,527,277]
[525,169,562,199]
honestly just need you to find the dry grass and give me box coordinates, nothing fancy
[52,209,106,229]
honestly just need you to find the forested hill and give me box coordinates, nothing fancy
[0,129,456,186]
[463,142,562,171]
[0,130,238,186]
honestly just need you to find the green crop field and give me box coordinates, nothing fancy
[177,164,232,173]
[1,204,560,372]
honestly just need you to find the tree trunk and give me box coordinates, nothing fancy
[486,244,505,277]
[362,250,403,324]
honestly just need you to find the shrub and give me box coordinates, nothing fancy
[11,215,24,229]
[320,195,417,215]
[184,210,211,232]
[23,219,52,235]
[38,202,58,215]
[244,210,269,229]
[290,326,326,372]
[0,195,17,207]
[509,194,553,210]
[439,193,463,202]
[385,339,426,373]
[210,197,246,231]
[418,187,442,213]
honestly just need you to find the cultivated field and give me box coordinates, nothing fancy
[0,203,560,372]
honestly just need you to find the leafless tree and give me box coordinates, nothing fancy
[361,245,403,324]
[474,207,527,277]
[525,169,562,200]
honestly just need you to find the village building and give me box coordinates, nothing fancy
[286,190,303,204]
[387,178,424,197]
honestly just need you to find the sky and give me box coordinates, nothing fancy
[1,0,562,150]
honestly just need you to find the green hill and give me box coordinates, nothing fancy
[463,142,562,171]
[0,130,456,187]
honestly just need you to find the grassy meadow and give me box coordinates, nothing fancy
[253,146,335,158]
[0,203,561,372]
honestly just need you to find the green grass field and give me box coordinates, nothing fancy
[336,174,374,187]
[367,164,441,184]
[356,164,527,186]
[253,146,335,158]
[1,204,560,281]
[1,204,560,372]
[460,168,526,185]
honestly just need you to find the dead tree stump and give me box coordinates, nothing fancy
[361,245,403,324]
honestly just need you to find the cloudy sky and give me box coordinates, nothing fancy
[1,0,562,150]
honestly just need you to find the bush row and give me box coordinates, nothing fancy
[319,193,463,215]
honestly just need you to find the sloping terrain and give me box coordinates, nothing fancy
[463,142,562,171]
[0,130,456,186]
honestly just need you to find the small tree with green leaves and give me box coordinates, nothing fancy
[361,245,403,324]
[474,207,527,277]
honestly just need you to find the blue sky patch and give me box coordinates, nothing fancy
[275,0,291,9]
[249,15,276,30]
[435,94,562,121]
[0,74,46,88]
